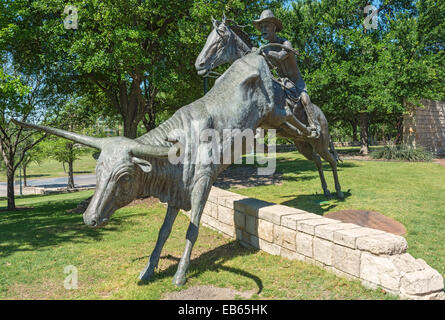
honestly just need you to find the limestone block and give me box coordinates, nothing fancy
[202,214,234,237]
[207,187,227,203]
[360,252,402,292]
[233,198,273,217]
[332,244,361,277]
[234,210,245,230]
[201,214,217,228]
[235,228,243,240]
[400,267,444,296]
[334,227,385,249]
[313,237,334,266]
[259,238,281,256]
[314,223,361,242]
[401,291,445,300]
[356,233,408,255]
[249,235,281,256]
[218,206,234,226]
[203,201,217,218]
[326,266,357,281]
[280,248,305,262]
[245,215,258,235]
[281,213,321,230]
[304,256,324,268]
[257,219,274,243]
[242,231,251,244]
[223,194,249,209]
[389,253,428,274]
[274,225,297,251]
[296,232,313,257]
[297,217,340,235]
[218,222,235,237]
[257,205,302,225]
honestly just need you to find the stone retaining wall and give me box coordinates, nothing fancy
[189,187,444,300]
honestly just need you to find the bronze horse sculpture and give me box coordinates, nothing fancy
[195,17,344,198]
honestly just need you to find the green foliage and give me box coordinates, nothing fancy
[39,137,88,166]
[370,142,434,161]
[279,0,444,140]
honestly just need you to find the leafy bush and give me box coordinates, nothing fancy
[371,143,434,162]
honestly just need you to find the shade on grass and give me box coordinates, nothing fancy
[1,190,394,300]
[1,151,443,299]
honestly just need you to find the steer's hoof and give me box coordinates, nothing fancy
[172,274,186,287]
[323,189,332,198]
[138,267,155,282]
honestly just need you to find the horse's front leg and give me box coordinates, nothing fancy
[172,175,212,286]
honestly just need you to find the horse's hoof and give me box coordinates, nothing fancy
[324,189,332,198]
[337,191,344,199]
[172,274,186,287]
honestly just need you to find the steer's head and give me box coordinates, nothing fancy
[83,139,159,227]
[11,119,172,228]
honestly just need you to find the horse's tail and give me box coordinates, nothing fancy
[329,136,342,163]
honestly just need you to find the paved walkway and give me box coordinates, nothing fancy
[434,158,445,168]
[0,174,96,196]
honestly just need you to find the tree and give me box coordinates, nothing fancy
[6,0,284,139]
[281,0,443,153]
[40,137,89,189]
[19,142,45,187]
[0,65,47,209]
[41,97,97,189]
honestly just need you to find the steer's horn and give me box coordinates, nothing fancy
[131,142,177,159]
[11,119,104,150]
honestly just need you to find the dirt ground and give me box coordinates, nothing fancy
[162,285,256,300]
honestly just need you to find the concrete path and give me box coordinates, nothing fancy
[0,174,96,196]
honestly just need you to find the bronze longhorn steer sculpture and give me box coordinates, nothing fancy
[195,17,344,198]
[13,50,298,286]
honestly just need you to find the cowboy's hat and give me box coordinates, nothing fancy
[253,10,283,32]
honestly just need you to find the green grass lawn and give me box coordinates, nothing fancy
[0,191,395,300]
[0,154,97,182]
[0,151,443,300]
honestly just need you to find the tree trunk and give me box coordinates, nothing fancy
[350,119,359,144]
[395,114,404,145]
[142,103,157,132]
[6,165,15,210]
[68,160,75,189]
[23,165,27,187]
[359,112,369,155]
[123,117,139,139]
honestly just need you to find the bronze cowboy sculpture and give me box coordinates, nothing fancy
[195,13,343,198]
[253,10,320,139]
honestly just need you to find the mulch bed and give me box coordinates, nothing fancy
[325,210,406,236]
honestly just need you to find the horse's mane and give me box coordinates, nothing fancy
[226,20,253,49]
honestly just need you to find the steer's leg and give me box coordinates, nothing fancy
[172,175,212,286]
[139,205,179,281]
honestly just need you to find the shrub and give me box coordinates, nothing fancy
[371,143,434,162]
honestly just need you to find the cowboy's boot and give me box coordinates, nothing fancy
[303,101,320,139]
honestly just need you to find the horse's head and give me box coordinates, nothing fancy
[195,16,251,76]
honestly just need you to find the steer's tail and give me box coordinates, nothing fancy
[329,136,342,163]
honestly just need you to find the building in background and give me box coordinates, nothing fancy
[403,99,445,155]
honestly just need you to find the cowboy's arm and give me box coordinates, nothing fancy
[267,40,293,61]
